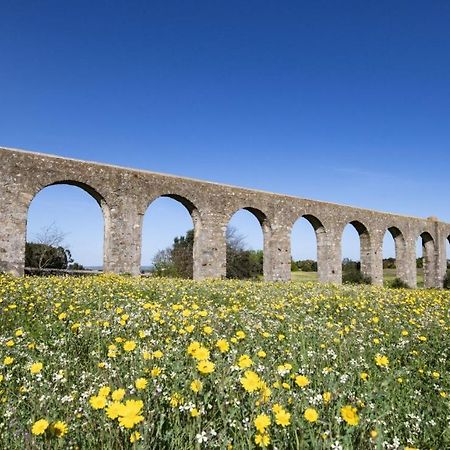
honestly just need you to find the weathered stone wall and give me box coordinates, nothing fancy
[1,147,449,287]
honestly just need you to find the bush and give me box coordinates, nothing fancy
[390,277,410,289]
[444,271,450,289]
[342,268,371,285]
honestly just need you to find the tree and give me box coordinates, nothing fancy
[151,227,263,279]
[25,224,83,270]
[25,243,73,269]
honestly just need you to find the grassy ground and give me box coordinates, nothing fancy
[0,275,448,449]
[291,269,425,287]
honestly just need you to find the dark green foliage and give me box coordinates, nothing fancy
[342,268,371,285]
[68,262,85,270]
[226,249,263,279]
[295,259,317,272]
[342,259,370,284]
[25,242,72,269]
[390,277,410,289]
[383,257,396,269]
[152,228,264,279]
[444,271,450,289]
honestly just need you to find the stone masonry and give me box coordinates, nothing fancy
[1,147,449,287]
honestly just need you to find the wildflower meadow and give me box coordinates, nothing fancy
[0,274,448,449]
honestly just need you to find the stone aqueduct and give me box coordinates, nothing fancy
[1,147,449,288]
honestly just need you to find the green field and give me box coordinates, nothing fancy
[291,269,425,287]
[1,274,448,449]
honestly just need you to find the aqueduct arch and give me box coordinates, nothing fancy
[1,147,448,287]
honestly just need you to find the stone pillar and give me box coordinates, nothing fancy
[317,227,342,284]
[435,223,448,288]
[402,235,418,288]
[365,230,384,286]
[193,212,227,280]
[0,190,31,276]
[263,225,291,282]
[420,233,436,289]
[103,199,143,275]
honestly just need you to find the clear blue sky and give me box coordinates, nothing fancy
[1,1,449,266]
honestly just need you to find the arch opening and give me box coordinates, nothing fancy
[446,236,450,287]
[141,195,199,278]
[290,214,325,283]
[26,183,105,272]
[382,227,406,286]
[416,232,435,288]
[341,220,371,283]
[226,208,265,279]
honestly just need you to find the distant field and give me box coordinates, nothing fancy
[291,268,425,287]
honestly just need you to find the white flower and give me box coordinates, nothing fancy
[331,441,343,450]
[196,432,208,443]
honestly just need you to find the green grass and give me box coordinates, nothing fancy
[1,275,448,449]
[291,269,425,287]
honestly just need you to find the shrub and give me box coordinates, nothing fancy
[342,268,371,285]
[390,277,410,289]
[444,271,450,289]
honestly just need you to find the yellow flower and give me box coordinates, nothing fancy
[51,421,68,437]
[187,341,201,355]
[360,372,369,381]
[295,375,310,388]
[190,408,200,417]
[6,340,14,347]
[32,419,49,435]
[111,388,125,401]
[130,431,141,443]
[275,409,291,427]
[106,401,124,419]
[98,386,111,397]
[272,403,283,414]
[254,433,270,447]
[123,340,136,352]
[3,356,14,365]
[238,354,253,369]
[117,400,144,429]
[322,392,332,403]
[15,329,24,337]
[304,408,318,423]
[203,325,213,335]
[135,377,148,390]
[240,370,262,393]
[30,362,43,374]
[340,405,359,426]
[216,339,230,353]
[197,360,215,374]
[236,331,246,339]
[170,392,184,407]
[190,379,203,393]
[192,346,210,361]
[254,413,271,433]
[374,354,389,368]
[153,350,163,359]
[151,367,162,377]
[89,395,107,410]
[370,430,378,439]
[257,350,266,358]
